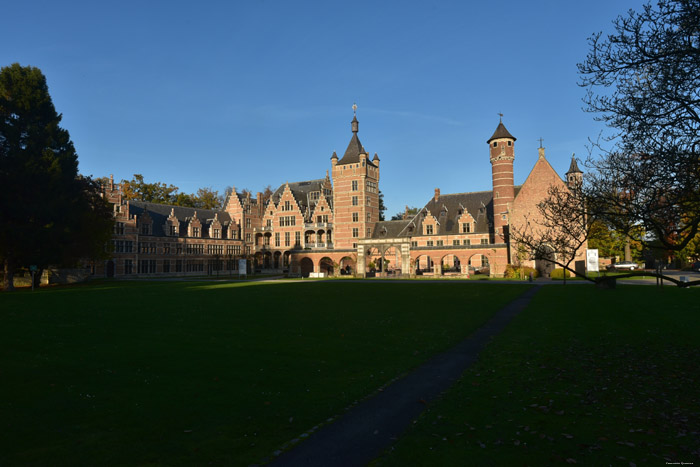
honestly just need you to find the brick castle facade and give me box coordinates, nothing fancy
[95,114,585,278]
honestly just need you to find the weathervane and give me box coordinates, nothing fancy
[352,102,357,116]
[538,137,545,148]
[498,112,503,122]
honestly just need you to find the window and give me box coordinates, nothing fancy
[437,240,443,246]
[163,261,171,273]
[164,243,171,255]
[453,240,460,246]
[114,222,125,235]
[284,200,291,211]
[352,196,358,206]
[246,233,251,242]
[263,235,270,246]
[507,141,512,146]
[213,228,221,239]
[266,219,271,228]
[175,260,183,272]
[462,223,471,233]
[149,260,156,274]
[366,228,371,237]
[141,224,150,235]
[502,214,507,220]
[481,238,488,245]
[207,244,223,255]
[352,228,359,238]
[366,197,371,206]
[352,212,358,222]
[124,241,133,253]
[493,142,497,147]
[411,241,417,247]
[246,218,251,228]
[464,239,470,246]
[295,232,301,246]
[426,225,434,235]
[124,259,133,275]
[285,232,290,247]
[366,213,371,222]
[169,225,177,236]
[427,240,434,247]
[352,180,358,191]
[192,227,200,237]
[275,232,280,247]
[114,240,124,253]
[483,255,490,266]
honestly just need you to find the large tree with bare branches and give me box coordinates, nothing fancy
[578,0,700,253]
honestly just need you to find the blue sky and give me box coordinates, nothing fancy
[3,0,642,217]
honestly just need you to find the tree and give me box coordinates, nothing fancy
[0,63,113,291]
[390,206,419,221]
[195,187,221,210]
[578,0,700,253]
[121,174,178,204]
[510,184,592,284]
[378,190,387,221]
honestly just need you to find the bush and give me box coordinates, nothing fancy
[504,265,539,279]
[550,268,571,279]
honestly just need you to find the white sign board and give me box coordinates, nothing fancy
[586,249,599,272]
[238,259,247,276]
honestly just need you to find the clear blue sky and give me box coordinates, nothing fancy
[3,0,642,217]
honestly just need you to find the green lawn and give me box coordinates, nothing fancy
[0,280,529,466]
[374,285,700,466]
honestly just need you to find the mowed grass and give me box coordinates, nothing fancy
[374,285,700,466]
[0,280,529,466]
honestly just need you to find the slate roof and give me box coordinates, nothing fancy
[371,220,412,239]
[271,179,330,214]
[337,117,378,167]
[374,190,499,238]
[128,201,235,238]
[487,122,516,143]
[566,155,582,174]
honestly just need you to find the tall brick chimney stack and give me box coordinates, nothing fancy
[434,188,440,202]
[487,119,516,243]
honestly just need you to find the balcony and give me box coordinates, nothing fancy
[254,226,273,232]
[305,242,333,249]
[304,222,333,230]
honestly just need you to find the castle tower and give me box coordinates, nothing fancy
[331,108,380,249]
[565,154,583,189]
[487,120,516,243]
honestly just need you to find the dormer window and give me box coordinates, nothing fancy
[192,227,200,237]
[426,225,434,235]
[141,224,151,235]
[213,228,221,238]
[462,223,472,233]
[169,225,177,236]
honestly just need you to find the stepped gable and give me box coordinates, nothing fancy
[128,201,233,237]
[271,179,329,212]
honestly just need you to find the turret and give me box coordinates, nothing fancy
[487,120,516,243]
[566,154,583,189]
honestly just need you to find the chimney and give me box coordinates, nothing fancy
[434,188,440,202]
[257,192,263,203]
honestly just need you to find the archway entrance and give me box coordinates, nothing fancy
[339,256,355,275]
[441,254,460,275]
[415,255,433,274]
[319,257,334,276]
[300,258,314,278]
[535,245,555,277]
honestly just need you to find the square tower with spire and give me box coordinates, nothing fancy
[331,108,381,249]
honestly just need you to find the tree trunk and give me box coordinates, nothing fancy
[33,268,44,289]
[624,236,632,262]
[3,259,15,292]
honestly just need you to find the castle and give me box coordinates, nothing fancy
[97,113,585,278]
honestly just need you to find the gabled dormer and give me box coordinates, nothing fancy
[164,208,179,236]
[210,213,222,239]
[188,211,202,238]
[457,211,476,234]
[139,210,153,235]
[311,192,333,224]
[227,219,239,239]
[423,209,439,236]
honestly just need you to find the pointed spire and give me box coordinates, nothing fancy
[487,121,516,143]
[566,153,583,174]
[331,151,338,160]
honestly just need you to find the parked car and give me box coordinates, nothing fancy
[608,261,640,271]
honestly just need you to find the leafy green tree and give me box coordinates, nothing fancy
[390,206,419,221]
[195,187,221,210]
[378,190,387,221]
[121,174,179,204]
[0,63,113,291]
